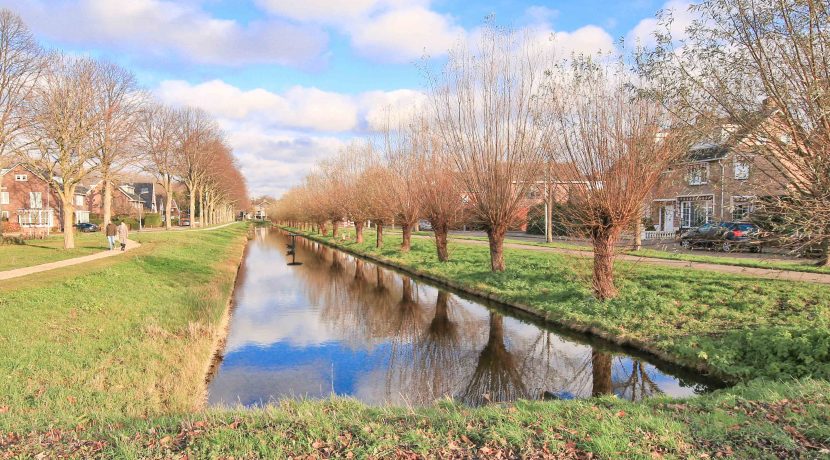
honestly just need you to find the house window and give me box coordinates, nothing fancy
[29,192,42,209]
[679,198,714,228]
[732,197,755,221]
[0,192,8,205]
[15,174,27,182]
[686,164,708,185]
[734,156,750,180]
[1,210,8,219]
[74,195,85,207]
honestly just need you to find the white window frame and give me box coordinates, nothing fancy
[686,163,709,186]
[29,191,42,209]
[74,195,85,207]
[14,174,27,182]
[734,156,750,180]
[0,191,8,205]
[1,210,9,219]
[679,196,714,228]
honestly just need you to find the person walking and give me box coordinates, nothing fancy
[118,221,129,251]
[105,222,118,250]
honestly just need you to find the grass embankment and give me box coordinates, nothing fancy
[2,224,829,457]
[301,228,830,382]
[429,231,830,275]
[0,224,248,429]
[0,232,107,271]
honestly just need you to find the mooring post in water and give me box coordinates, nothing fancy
[287,233,302,266]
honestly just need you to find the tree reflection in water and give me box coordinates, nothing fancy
[278,232,690,405]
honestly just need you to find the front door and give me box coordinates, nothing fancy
[663,205,674,232]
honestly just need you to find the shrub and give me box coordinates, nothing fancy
[142,213,162,228]
[89,213,103,225]
[113,216,139,229]
[525,202,580,236]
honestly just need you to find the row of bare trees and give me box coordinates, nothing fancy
[275,25,689,300]
[0,9,249,248]
[276,0,830,299]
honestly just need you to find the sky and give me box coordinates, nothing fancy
[3,0,694,198]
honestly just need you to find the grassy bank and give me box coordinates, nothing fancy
[2,224,829,458]
[0,231,107,271]
[0,224,248,429]
[427,231,830,275]
[296,228,830,383]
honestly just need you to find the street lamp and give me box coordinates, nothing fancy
[138,190,148,232]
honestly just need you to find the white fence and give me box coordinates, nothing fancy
[642,230,676,240]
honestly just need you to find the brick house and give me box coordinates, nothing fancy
[646,123,790,232]
[0,163,92,232]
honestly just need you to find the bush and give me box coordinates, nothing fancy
[1,235,25,245]
[113,216,139,229]
[142,213,162,228]
[89,213,103,225]
[525,202,581,237]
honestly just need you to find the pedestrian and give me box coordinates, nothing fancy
[118,220,129,251]
[105,221,118,250]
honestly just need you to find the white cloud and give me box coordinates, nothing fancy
[628,0,695,46]
[156,80,358,132]
[347,6,466,62]
[3,0,328,67]
[154,79,426,197]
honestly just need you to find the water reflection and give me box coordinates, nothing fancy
[208,228,716,407]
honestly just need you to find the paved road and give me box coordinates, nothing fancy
[412,234,830,285]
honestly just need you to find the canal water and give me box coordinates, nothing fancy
[207,228,718,408]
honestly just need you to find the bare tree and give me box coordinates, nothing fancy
[545,57,687,300]
[0,9,43,234]
[412,117,466,261]
[27,54,104,249]
[382,117,422,252]
[640,0,830,265]
[176,107,217,228]
[137,103,179,230]
[428,25,553,271]
[92,61,143,227]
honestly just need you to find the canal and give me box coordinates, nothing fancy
[207,228,719,407]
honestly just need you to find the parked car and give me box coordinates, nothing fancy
[418,219,433,231]
[180,217,191,227]
[74,222,99,233]
[680,222,762,252]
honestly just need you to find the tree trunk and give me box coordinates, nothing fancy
[164,176,172,231]
[821,237,830,267]
[486,225,506,272]
[0,174,4,238]
[355,221,365,243]
[545,195,553,243]
[102,178,113,226]
[198,187,204,227]
[320,222,328,236]
[376,222,384,248]
[189,186,196,229]
[591,350,613,397]
[332,220,339,238]
[401,223,412,252]
[633,219,643,251]
[592,229,620,300]
[60,187,76,249]
[434,225,449,262]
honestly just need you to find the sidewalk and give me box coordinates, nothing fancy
[0,239,141,282]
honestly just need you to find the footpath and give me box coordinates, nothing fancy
[0,222,239,282]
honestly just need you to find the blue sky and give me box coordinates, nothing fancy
[3,0,692,197]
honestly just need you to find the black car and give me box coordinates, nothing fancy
[75,222,100,233]
[680,222,762,252]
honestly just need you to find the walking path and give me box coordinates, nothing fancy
[413,234,830,285]
[0,239,141,282]
[0,222,240,282]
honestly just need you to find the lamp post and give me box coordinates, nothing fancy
[138,190,147,232]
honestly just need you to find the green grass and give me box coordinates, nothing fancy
[0,224,248,429]
[0,231,108,271]
[2,223,829,458]
[300,227,830,383]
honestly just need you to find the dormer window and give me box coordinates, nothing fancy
[734,156,750,180]
[686,164,709,185]
[15,174,27,182]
